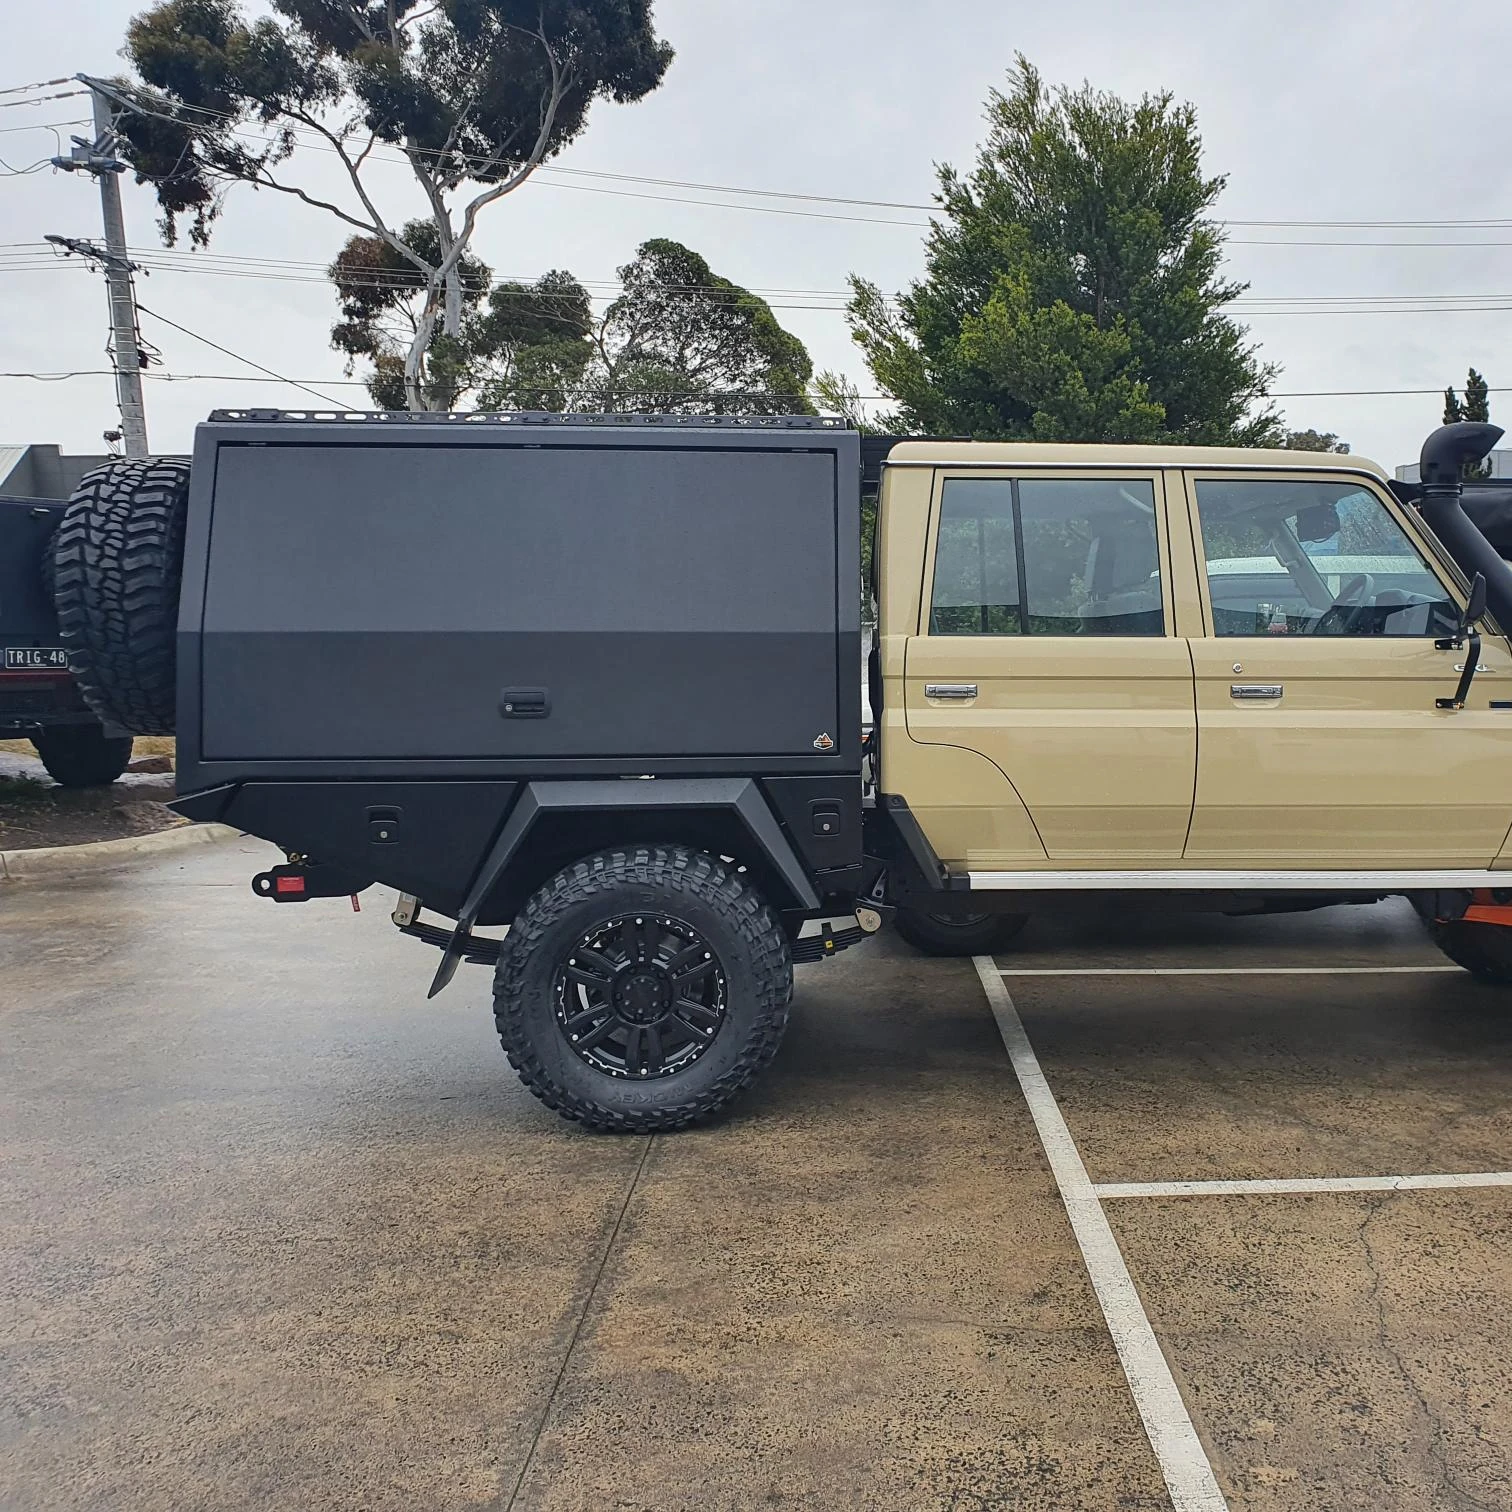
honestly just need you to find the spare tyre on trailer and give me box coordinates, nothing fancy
[51,458,190,736]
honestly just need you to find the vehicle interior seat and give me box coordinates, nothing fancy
[1078,525,1164,635]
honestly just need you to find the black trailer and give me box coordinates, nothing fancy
[50,413,875,1131]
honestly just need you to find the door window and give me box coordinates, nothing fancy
[930,477,1164,636]
[1194,478,1458,637]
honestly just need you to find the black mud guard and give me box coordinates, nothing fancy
[427,778,823,998]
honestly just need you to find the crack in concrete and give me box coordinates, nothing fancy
[499,1134,656,1512]
[1357,1196,1499,1512]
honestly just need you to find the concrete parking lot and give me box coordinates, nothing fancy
[4,840,1512,1510]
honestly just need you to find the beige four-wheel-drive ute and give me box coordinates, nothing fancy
[41,411,1512,1129]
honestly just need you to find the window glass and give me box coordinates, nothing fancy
[1195,479,1457,637]
[1019,479,1162,635]
[929,480,1021,634]
[928,477,1163,636]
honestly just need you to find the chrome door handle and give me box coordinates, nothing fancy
[1231,684,1283,700]
[925,683,978,699]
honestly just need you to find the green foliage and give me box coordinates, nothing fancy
[471,239,815,414]
[326,236,814,413]
[471,269,596,410]
[1444,368,1490,425]
[1467,367,1491,424]
[117,0,673,245]
[329,219,493,409]
[1444,368,1493,477]
[844,57,1279,446]
[812,371,875,431]
[1281,429,1350,453]
[109,0,671,408]
[591,239,813,413]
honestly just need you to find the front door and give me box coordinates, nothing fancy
[1184,471,1512,866]
[904,472,1197,865]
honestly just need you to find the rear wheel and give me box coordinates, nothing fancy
[492,846,792,1132]
[1425,919,1512,983]
[894,907,1029,957]
[52,459,191,735]
[31,725,134,788]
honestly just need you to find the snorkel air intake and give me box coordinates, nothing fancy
[1416,422,1512,629]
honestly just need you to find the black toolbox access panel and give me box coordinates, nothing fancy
[182,416,861,773]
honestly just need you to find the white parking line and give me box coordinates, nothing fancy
[1097,1172,1512,1199]
[999,966,1460,976]
[973,956,1230,1512]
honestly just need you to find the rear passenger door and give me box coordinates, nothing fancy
[905,472,1197,864]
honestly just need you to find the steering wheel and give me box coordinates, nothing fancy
[1308,573,1376,635]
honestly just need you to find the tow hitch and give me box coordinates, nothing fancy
[252,857,374,906]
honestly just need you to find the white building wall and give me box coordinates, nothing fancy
[1396,449,1512,483]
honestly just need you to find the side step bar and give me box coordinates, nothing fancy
[964,868,1512,892]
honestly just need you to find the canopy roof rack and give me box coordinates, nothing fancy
[207,408,846,429]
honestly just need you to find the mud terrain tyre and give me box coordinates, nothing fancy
[1425,920,1512,984]
[894,907,1029,957]
[52,459,190,735]
[493,846,792,1132]
[31,725,134,788]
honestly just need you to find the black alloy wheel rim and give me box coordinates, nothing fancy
[554,914,729,1079]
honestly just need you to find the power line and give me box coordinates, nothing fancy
[0,89,88,110]
[534,163,1512,232]
[134,302,347,407]
[531,175,932,227]
[11,244,1512,317]
[1,368,1507,404]
[0,117,88,136]
[15,237,1512,301]
[1230,238,1512,249]
[0,77,74,97]
[60,78,1512,242]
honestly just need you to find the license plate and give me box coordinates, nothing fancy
[4,647,68,671]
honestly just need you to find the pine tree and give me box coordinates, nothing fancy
[1444,368,1493,477]
[843,57,1279,444]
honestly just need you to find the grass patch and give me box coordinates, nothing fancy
[0,736,175,763]
[0,774,48,802]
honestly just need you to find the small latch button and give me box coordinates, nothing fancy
[367,806,401,845]
[810,802,843,838]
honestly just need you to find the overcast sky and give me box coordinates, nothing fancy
[3,0,1511,470]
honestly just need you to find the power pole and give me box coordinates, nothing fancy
[49,85,150,457]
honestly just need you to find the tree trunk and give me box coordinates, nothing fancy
[443,263,464,339]
[405,289,441,412]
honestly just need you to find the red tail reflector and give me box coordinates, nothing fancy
[275,874,306,896]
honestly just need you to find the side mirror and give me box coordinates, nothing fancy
[1437,572,1488,710]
